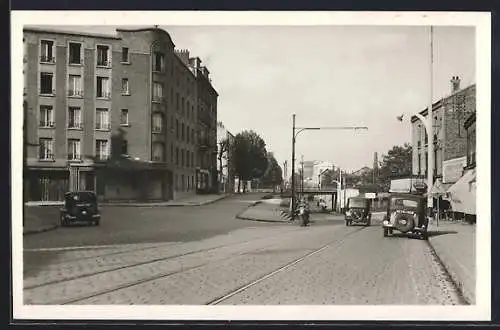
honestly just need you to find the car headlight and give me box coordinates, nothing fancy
[383,220,389,226]
[345,210,351,215]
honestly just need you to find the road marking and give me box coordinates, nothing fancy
[24,242,178,252]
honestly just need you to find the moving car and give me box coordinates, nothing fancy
[60,191,101,226]
[382,193,428,240]
[345,197,371,226]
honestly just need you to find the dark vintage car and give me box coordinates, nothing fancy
[345,197,371,226]
[60,191,101,226]
[382,193,428,240]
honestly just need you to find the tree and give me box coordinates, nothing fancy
[232,130,268,193]
[261,153,283,191]
[217,137,230,188]
[377,143,413,191]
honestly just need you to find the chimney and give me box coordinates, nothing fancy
[451,76,461,93]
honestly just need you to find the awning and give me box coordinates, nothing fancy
[430,178,453,196]
[447,168,476,215]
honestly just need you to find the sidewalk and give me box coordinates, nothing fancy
[24,194,229,207]
[236,200,291,223]
[23,205,60,235]
[427,220,476,304]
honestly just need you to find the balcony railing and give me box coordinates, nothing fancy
[40,55,55,63]
[97,59,110,67]
[39,121,55,128]
[68,90,84,97]
[97,91,111,99]
[95,122,111,130]
[39,153,55,161]
[67,155,81,161]
[152,126,163,133]
[68,122,82,129]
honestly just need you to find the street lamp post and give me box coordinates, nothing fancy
[398,26,434,221]
[290,114,368,220]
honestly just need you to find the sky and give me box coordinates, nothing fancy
[44,25,475,173]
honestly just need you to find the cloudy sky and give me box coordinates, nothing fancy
[46,25,475,173]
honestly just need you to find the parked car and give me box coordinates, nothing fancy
[382,193,428,240]
[60,191,101,226]
[345,197,371,226]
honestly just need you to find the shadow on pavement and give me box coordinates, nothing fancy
[427,230,458,237]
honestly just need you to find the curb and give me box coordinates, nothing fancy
[235,200,292,223]
[100,195,229,207]
[23,224,59,236]
[425,239,472,305]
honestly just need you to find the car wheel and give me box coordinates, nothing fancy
[383,228,388,237]
[388,228,393,235]
[345,221,349,226]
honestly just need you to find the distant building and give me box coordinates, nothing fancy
[411,76,476,189]
[216,121,235,193]
[312,161,333,187]
[301,160,316,180]
[23,26,217,202]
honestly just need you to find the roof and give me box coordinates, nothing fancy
[411,84,476,123]
[23,26,121,40]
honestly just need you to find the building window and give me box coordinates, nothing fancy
[68,42,82,65]
[67,139,81,160]
[424,152,428,176]
[68,107,82,129]
[96,45,110,67]
[40,40,55,63]
[186,150,190,167]
[181,123,185,141]
[96,76,110,98]
[95,139,109,160]
[181,97,185,114]
[176,119,179,139]
[68,74,82,97]
[121,140,128,155]
[170,144,174,163]
[152,113,163,133]
[39,138,54,160]
[186,126,190,143]
[153,52,165,72]
[181,174,185,190]
[39,105,54,128]
[120,109,129,126]
[121,47,129,63]
[181,149,185,167]
[170,88,173,105]
[95,108,110,130]
[40,72,54,95]
[192,130,195,143]
[153,82,163,102]
[152,142,164,161]
[121,78,130,95]
[187,101,190,119]
[176,147,179,165]
[176,93,179,111]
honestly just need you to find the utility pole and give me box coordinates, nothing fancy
[291,114,296,215]
[427,25,435,220]
[301,155,304,194]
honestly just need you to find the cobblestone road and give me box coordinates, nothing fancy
[24,219,463,305]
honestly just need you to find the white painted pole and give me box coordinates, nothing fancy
[427,25,435,223]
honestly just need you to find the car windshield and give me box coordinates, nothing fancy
[349,198,368,208]
[390,198,418,210]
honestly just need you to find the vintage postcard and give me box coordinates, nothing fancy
[11,10,491,321]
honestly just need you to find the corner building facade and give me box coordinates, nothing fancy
[23,27,214,201]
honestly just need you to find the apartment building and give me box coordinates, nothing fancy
[411,76,476,191]
[23,26,214,201]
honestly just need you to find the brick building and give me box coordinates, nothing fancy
[23,26,218,201]
[411,76,476,189]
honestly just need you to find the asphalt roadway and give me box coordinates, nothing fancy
[23,193,464,305]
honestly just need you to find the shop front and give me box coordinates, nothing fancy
[447,168,476,223]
